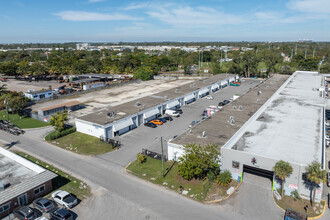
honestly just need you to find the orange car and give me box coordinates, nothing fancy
[150,120,163,125]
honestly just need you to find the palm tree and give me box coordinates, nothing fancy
[0,84,8,96]
[273,160,293,197]
[306,161,327,205]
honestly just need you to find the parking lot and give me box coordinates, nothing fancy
[97,78,263,167]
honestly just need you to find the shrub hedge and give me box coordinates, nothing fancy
[46,127,76,141]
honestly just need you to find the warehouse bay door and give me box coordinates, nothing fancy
[243,165,274,190]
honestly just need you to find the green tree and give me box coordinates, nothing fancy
[263,50,282,76]
[216,170,232,186]
[49,111,68,132]
[134,66,154,81]
[320,63,330,73]
[306,161,327,205]
[242,50,259,78]
[0,61,18,76]
[273,160,293,197]
[7,93,27,114]
[178,143,220,180]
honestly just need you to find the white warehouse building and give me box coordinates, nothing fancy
[75,74,238,140]
[167,71,326,202]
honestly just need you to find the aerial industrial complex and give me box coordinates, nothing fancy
[75,74,239,140]
[168,71,327,202]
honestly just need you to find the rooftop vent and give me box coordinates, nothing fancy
[189,129,192,133]
[230,117,235,125]
[258,91,262,95]
[233,106,237,110]
[239,105,243,111]
[107,111,116,118]
[135,102,141,106]
[175,89,179,93]
[202,131,206,137]
[257,99,261,103]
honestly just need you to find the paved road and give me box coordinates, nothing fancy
[100,79,262,166]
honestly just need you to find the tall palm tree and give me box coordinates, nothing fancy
[306,161,327,205]
[273,160,293,197]
[0,84,8,96]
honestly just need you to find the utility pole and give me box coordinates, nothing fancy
[198,50,200,70]
[313,48,315,58]
[160,137,164,177]
[4,97,8,121]
[295,44,297,55]
[305,48,307,59]
[220,50,223,68]
[291,49,293,57]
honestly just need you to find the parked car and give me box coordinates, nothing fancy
[51,190,78,209]
[189,121,200,127]
[150,119,163,125]
[49,208,73,220]
[144,122,157,128]
[163,116,173,121]
[158,118,167,123]
[33,198,55,213]
[219,100,230,106]
[176,109,183,114]
[327,171,330,187]
[205,95,214,100]
[13,206,38,220]
[36,217,49,220]
[165,109,180,117]
[284,208,307,220]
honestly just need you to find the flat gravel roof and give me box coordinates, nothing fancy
[227,71,324,165]
[77,74,235,125]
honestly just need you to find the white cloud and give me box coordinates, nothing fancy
[146,6,245,28]
[254,12,303,24]
[88,0,105,3]
[287,0,330,13]
[54,11,140,21]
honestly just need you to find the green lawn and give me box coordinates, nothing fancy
[47,131,115,156]
[0,111,49,129]
[15,151,91,200]
[275,195,325,217]
[127,157,210,201]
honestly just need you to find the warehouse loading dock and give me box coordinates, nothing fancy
[243,165,274,181]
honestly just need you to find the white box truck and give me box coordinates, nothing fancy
[165,109,180,117]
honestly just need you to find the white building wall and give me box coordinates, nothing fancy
[75,120,105,139]
[167,142,185,161]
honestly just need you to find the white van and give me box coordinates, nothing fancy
[165,109,180,117]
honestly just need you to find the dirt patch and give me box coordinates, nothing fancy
[205,180,239,202]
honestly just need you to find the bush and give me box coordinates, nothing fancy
[290,190,301,201]
[216,170,232,186]
[46,127,76,141]
[136,153,147,164]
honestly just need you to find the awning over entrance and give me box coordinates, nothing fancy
[143,108,160,119]
[166,100,180,109]
[198,88,209,96]
[113,118,134,131]
[211,84,220,90]
[184,93,195,101]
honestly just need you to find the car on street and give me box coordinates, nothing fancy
[189,121,200,127]
[144,122,157,128]
[49,208,73,220]
[163,116,173,121]
[33,198,55,213]
[13,206,38,220]
[218,99,230,106]
[327,171,330,187]
[51,190,78,209]
[205,95,214,100]
[150,120,163,125]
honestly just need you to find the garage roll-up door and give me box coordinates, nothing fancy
[166,100,180,109]
[211,84,219,90]
[184,94,195,101]
[113,118,134,131]
[143,108,160,119]
[198,88,209,95]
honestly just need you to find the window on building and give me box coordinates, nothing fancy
[33,95,37,98]
[232,161,240,169]
[48,93,52,95]
[34,185,45,195]
[0,203,10,214]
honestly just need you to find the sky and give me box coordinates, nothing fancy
[0,0,330,43]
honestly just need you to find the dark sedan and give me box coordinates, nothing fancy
[158,118,167,123]
[50,208,73,220]
[163,116,173,121]
[13,206,38,220]
[144,122,157,128]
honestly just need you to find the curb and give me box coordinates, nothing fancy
[204,181,242,204]
[125,162,132,170]
[308,200,327,220]
[273,195,327,219]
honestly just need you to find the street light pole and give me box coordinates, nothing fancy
[160,136,164,177]
[4,97,8,121]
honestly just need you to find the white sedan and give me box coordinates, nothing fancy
[205,95,214,100]
[51,190,78,209]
